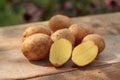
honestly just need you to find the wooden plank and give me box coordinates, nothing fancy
[0,35,120,80]
[28,62,120,80]
[0,13,120,79]
[21,63,120,80]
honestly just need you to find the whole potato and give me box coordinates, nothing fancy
[51,28,75,45]
[69,24,93,45]
[49,15,72,32]
[22,33,53,60]
[79,23,94,34]
[82,34,105,53]
[22,24,51,41]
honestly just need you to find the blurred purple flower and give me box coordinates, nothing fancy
[87,0,100,13]
[23,2,43,22]
[32,10,43,22]
[25,3,36,15]
[105,0,120,10]
[64,0,72,9]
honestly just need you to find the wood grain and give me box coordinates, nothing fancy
[28,62,120,80]
[0,35,120,80]
[0,12,120,80]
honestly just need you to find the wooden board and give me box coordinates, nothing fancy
[28,62,120,80]
[0,13,120,80]
[0,35,120,80]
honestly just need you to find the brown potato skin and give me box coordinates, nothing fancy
[22,34,53,60]
[51,28,75,46]
[81,24,94,34]
[22,24,51,41]
[69,24,93,46]
[49,15,72,32]
[82,34,105,53]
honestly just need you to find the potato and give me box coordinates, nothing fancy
[51,28,75,45]
[49,38,72,67]
[82,34,105,53]
[22,24,51,41]
[49,15,72,32]
[69,24,93,45]
[22,34,53,60]
[80,24,94,34]
[72,41,98,66]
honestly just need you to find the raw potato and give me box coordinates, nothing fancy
[80,24,94,34]
[22,24,51,41]
[69,24,93,45]
[49,15,72,32]
[82,34,105,53]
[51,28,75,45]
[72,41,98,66]
[49,38,72,67]
[22,34,53,60]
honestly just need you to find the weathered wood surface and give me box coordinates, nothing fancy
[0,12,120,80]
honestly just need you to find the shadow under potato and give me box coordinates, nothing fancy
[29,56,51,67]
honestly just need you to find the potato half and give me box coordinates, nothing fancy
[22,33,53,60]
[72,41,98,66]
[49,38,72,67]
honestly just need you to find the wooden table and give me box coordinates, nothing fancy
[0,12,120,80]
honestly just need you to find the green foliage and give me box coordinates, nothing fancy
[0,4,23,26]
[0,0,120,27]
[0,0,7,10]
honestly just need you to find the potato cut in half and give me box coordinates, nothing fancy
[72,41,98,66]
[49,38,72,67]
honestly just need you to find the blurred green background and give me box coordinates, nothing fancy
[0,0,120,27]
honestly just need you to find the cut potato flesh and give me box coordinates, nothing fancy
[49,38,72,67]
[72,41,98,66]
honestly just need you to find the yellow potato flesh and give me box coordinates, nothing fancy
[72,41,98,66]
[49,38,72,67]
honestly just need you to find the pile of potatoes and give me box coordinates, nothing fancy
[22,15,105,67]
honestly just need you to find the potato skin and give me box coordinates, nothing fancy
[22,34,53,60]
[69,24,93,45]
[51,28,75,45]
[82,34,105,53]
[49,15,72,32]
[80,24,94,34]
[22,24,51,41]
